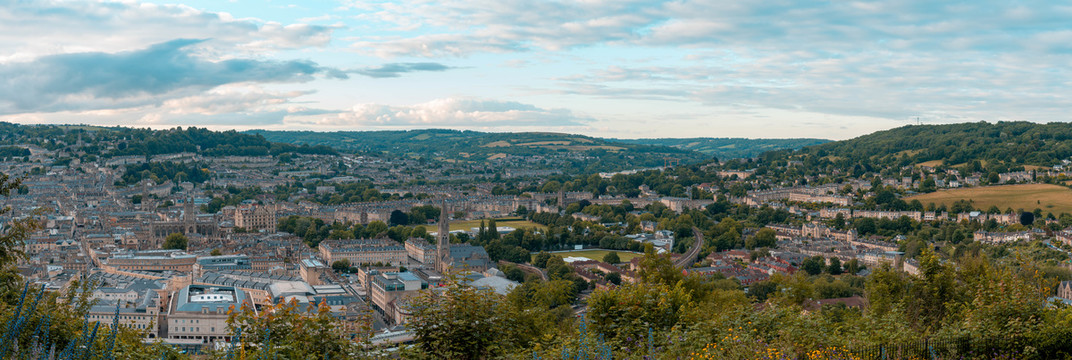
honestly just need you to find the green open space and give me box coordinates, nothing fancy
[448,217,548,232]
[530,249,644,264]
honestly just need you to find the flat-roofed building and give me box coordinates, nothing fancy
[165,285,254,345]
[105,250,197,272]
[369,271,426,325]
[196,254,252,273]
[300,258,327,285]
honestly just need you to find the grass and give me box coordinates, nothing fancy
[916,160,944,167]
[906,184,1072,215]
[448,217,548,232]
[531,249,644,264]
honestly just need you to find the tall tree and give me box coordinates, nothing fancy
[0,173,41,299]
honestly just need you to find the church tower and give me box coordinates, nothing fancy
[436,202,452,273]
[184,194,196,234]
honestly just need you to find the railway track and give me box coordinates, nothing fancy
[673,227,704,269]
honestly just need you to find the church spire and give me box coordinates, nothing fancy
[436,201,452,273]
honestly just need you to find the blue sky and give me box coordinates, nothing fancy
[1,0,1070,140]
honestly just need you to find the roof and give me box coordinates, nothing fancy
[468,276,520,295]
[172,285,249,313]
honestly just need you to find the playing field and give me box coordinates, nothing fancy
[532,249,644,264]
[449,217,547,232]
[906,184,1072,214]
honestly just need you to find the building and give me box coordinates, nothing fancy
[234,204,277,232]
[196,254,252,273]
[150,196,219,239]
[87,273,166,339]
[369,271,427,325]
[300,258,327,286]
[1059,281,1072,301]
[105,250,197,272]
[166,285,253,344]
[440,244,493,273]
[319,238,409,267]
[973,230,1031,244]
[405,238,437,265]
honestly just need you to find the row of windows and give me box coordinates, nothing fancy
[176,327,216,333]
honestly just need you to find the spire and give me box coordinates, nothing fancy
[436,201,452,272]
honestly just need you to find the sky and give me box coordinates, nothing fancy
[1,1,1070,140]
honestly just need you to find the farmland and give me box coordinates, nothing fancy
[906,184,1072,215]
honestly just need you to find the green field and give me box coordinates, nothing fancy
[531,249,643,264]
[448,217,547,232]
[906,184,1072,215]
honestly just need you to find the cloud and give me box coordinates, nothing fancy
[0,39,346,114]
[552,48,1072,123]
[351,62,454,78]
[351,0,1072,57]
[0,0,338,62]
[298,97,593,127]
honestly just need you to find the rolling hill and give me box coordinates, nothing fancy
[786,121,1072,171]
[616,137,830,160]
[248,129,711,174]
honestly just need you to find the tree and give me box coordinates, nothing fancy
[587,282,692,342]
[0,173,42,298]
[637,245,682,286]
[747,228,777,249]
[602,251,621,264]
[505,266,525,282]
[210,248,222,256]
[1020,211,1035,226]
[409,278,525,359]
[332,259,351,272]
[801,256,825,276]
[487,218,500,239]
[389,210,409,226]
[844,258,862,275]
[827,257,843,275]
[532,251,552,267]
[163,232,188,250]
[605,272,622,285]
[228,298,370,359]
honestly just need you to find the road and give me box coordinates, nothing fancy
[673,227,704,269]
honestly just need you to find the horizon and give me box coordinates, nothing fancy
[2,1,1070,140]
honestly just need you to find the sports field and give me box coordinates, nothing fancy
[448,217,547,232]
[531,249,644,264]
[906,184,1072,214]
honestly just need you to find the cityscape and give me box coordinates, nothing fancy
[2,1,1072,360]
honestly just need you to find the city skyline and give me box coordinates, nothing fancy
[1,0,1070,140]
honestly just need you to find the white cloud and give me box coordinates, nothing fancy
[0,0,337,63]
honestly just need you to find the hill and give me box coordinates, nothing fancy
[616,137,829,159]
[788,121,1072,171]
[0,122,336,158]
[248,129,711,174]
